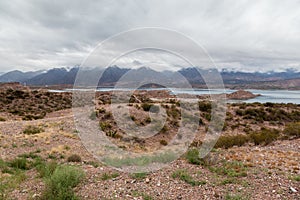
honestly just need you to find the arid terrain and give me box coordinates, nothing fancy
[0,86,299,200]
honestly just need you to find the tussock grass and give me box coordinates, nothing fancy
[172,169,206,186]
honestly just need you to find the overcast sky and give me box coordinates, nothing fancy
[0,0,300,72]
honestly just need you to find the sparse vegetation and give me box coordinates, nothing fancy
[131,172,148,179]
[9,158,29,170]
[0,89,72,120]
[106,130,122,139]
[172,169,206,186]
[67,154,82,163]
[101,172,119,180]
[186,148,202,165]
[249,128,279,146]
[141,103,152,111]
[289,175,300,182]
[99,121,112,131]
[225,193,249,200]
[215,134,250,149]
[23,125,44,135]
[198,101,212,113]
[209,161,248,178]
[0,87,300,199]
[283,122,300,138]
[40,165,85,200]
[159,139,168,146]
[131,191,154,200]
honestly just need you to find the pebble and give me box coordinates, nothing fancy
[290,187,297,193]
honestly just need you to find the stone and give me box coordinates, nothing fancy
[290,187,297,193]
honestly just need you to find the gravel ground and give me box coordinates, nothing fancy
[0,109,299,200]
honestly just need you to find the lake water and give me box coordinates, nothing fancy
[49,88,300,104]
[170,89,300,104]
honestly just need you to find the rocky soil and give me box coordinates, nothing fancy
[0,89,299,200]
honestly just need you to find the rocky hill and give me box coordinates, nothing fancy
[227,90,260,100]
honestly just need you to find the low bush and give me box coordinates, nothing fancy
[103,112,112,119]
[283,122,300,138]
[209,161,247,177]
[106,130,122,139]
[41,165,85,200]
[23,125,44,135]
[186,148,202,165]
[9,158,29,170]
[249,128,279,146]
[130,172,148,179]
[67,154,82,163]
[141,103,152,111]
[172,169,206,186]
[160,125,169,134]
[101,172,119,180]
[167,105,180,119]
[198,101,212,113]
[215,134,249,149]
[99,122,112,131]
[36,161,58,178]
[159,140,168,146]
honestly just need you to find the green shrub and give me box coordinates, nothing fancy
[186,148,201,165]
[249,128,279,146]
[141,103,152,111]
[18,152,40,159]
[284,122,300,138]
[160,125,169,134]
[41,165,85,200]
[99,122,112,131]
[0,158,11,174]
[209,161,247,177]
[235,109,244,116]
[215,135,249,149]
[23,125,44,135]
[67,154,82,163]
[36,161,58,178]
[86,161,100,168]
[171,105,181,118]
[101,172,119,180]
[0,117,6,121]
[106,130,122,139]
[103,112,112,119]
[198,101,212,113]
[159,140,168,146]
[9,158,28,170]
[172,169,206,186]
[130,172,148,179]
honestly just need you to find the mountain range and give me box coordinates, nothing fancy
[0,66,299,89]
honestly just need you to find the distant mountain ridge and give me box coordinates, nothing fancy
[0,66,299,89]
[0,70,44,83]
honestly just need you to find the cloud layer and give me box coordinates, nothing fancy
[0,0,300,72]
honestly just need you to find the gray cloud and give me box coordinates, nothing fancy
[0,0,299,72]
